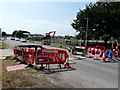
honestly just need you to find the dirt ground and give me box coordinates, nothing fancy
[2,57,59,88]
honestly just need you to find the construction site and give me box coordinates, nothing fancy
[0,1,120,89]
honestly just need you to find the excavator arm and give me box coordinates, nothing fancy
[46,31,56,37]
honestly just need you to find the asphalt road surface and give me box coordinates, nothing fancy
[4,37,118,88]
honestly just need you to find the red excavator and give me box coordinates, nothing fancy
[42,31,56,45]
[46,31,56,37]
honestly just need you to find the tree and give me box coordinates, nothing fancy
[71,2,120,46]
[12,30,17,37]
[12,30,30,38]
[2,31,7,37]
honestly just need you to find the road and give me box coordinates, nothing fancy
[4,38,118,88]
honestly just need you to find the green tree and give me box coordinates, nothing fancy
[2,31,7,37]
[12,30,30,38]
[12,30,17,37]
[72,2,120,46]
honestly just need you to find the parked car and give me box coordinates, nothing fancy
[20,38,27,42]
[15,38,20,41]
[11,37,15,40]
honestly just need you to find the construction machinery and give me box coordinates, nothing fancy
[45,31,56,38]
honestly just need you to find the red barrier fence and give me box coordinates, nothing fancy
[96,45,106,51]
[111,49,120,59]
[13,45,70,69]
[87,47,102,59]
[36,49,68,65]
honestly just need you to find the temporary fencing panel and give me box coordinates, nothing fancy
[13,45,70,69]
[17,47,23,57]
[101,49,120,62]
[24,48,35,64]
[71,46,86,55]
[41,49,68,64]
[68,46,71,52]
[13,46,17,56]
[87,47,102,59]
[96,45,106,51]
[36,49,49,64]
[111,49,120,59]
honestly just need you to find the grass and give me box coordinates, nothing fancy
[5,56,12,60]
[2,58,59,88]
[0,42,9,49]
[47,45,68,49]
[28,41,68,49]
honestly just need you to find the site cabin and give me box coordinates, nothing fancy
[13,45,69,70]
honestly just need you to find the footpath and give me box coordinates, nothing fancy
[0,49,13,59]
[0,44,14,89]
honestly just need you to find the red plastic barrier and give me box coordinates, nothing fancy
[96,45,106,51]
[111,49,120,58]
[71,46,86,55]
[13,46,17,56]
[68,46,71,52]
[17,47,23,57]
[13,45,70,68]
[36,49,68,64]
[24,48,35,64]
[71,46,95,55]
[87,47,102,59]
[36,49,49,64]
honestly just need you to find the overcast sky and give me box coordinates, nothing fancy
[0,1,95,36]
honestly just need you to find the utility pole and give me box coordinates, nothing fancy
[85,18,88,47]
[111,37,114,49]
[78,27,83,46]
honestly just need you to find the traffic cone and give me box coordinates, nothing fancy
[101,50,106,62]
[64,58,71,68]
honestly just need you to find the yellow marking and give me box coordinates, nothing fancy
[0,57,6,60]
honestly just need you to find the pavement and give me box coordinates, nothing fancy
[3,37,119,88]
[0,49,14,57]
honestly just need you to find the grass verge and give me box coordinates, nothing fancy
[2,57,59,88]
[0,42,9,49]
[47,45,68,49]
[28,41,68,49]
